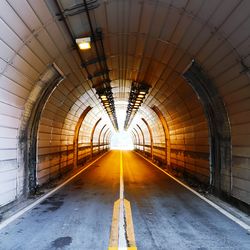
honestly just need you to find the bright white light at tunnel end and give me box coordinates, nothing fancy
[110,130,134,150]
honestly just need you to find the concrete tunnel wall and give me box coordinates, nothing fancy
[38,100,111,186]
[131,108,168,162]
[127,85,210,185]
[0,0,250,210]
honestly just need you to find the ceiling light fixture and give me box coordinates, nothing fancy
[96,83,119,131]
[101,95,107,100]
[55,0,117,130]
[75,37,91,50]
[124,81,150,130]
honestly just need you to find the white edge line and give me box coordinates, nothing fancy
[134,151,250,232]
[0,152,109,231]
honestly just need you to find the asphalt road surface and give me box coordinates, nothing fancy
[0,150,250,250]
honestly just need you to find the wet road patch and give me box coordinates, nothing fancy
[40,195,64,212]
[51,236,72,249]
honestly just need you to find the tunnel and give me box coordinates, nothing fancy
[0,0,250,249]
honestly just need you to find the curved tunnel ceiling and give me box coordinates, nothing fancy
[0,0,250,207]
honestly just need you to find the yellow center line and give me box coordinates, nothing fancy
[119,151,127,247]
[119,151,124,199]
[108,151,137,250]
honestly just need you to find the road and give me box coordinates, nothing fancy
[0,150,249,249]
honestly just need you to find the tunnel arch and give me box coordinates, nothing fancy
[98,124,107,153]
[136,124,145,152]
[73,106,92,168]
[103,128,110,150]
[106,131,112,145]
[19,64,64,193]
[0,0,250,209]
[90,118,102,158]
[183,60,232,194]
[133,128,140,148]
[37,83,114,186]
[141,118,154,160]
[128,104,167,160]
[151,105,171,165]
[131,131,137,146]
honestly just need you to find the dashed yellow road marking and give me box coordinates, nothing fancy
[109,200,119,248]
[124,199,136,248]
[108,151,137,250]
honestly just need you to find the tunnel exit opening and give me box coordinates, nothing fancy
[110,131,134,150]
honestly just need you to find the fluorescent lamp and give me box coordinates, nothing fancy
[101,95,107,100]
[76,37,91,50]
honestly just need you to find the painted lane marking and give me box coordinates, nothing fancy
[118,150,127,248]
[0,152,109,231]
[124,199,136,247]
[109,200,119,248]
[109,199,137,250]
[120,150,124,200]
[135,151,250,232]
[109,151,137,250]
